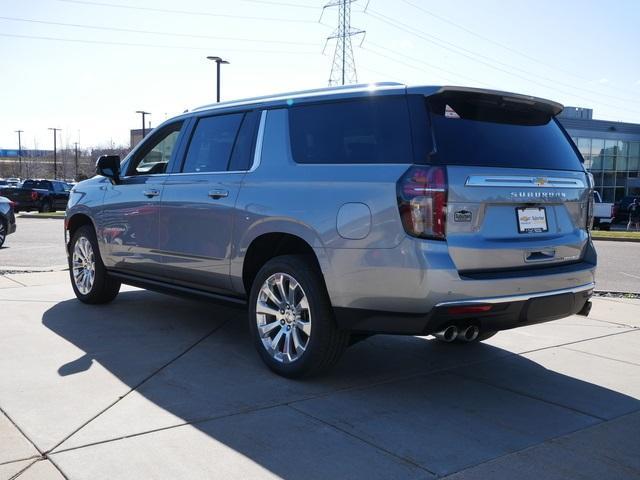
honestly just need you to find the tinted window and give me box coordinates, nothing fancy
[426,92,583,171]
[289,96,413,164]
[23,180,50,190]
[229,111,259,171]
[182,113,244,173]
[129,122,183,176]
[52,182,65,193]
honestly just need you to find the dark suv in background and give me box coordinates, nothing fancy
[65,83,596,377]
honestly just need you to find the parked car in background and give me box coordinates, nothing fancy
[65,83,596,377]
[0,196,17,247]
[592,191,614,230]
[0,179,70,213]
[613,195,638,224]
[6,178,21,187]
[0,179,8,187]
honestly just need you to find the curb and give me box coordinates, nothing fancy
[591,236,640,243]
[0,265,68,274]
[18,213,65,220]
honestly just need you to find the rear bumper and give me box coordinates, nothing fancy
[323,235,597,334]
[335,282,594,335]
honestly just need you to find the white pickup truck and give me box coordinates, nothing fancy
[592,191,614,230]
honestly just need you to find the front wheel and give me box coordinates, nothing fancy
[248,255,349,378]
[69,225,121,304]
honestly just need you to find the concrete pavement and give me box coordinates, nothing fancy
[0,271,639,479]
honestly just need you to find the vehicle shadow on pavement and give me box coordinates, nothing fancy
[42,290,640,478]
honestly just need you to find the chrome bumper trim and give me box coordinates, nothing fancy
[435,282,595,308]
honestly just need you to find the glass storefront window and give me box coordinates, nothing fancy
[603,172,615,186]
[592,170,603,188]
[591,139,605,156]
[603,156,615,170]
[629,157,640,171]
[577,138,591,158]
[604,139,617,156]
[591,155,603,170]
[618,141,629,158]
[617,157,628,171]
[615,188,626,202]
[629,142,640,158]
[616,171,627,187]
[602,188,615,202]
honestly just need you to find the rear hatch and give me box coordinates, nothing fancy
[427,89,590,273]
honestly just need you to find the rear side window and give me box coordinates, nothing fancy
[426,92,583,171]
[228,111,260,171]
[289,96,413,164]
[182,113,244,173]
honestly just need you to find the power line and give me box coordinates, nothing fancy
[367,8,640,106]
[398,0,640,98]
[363,9,640,115]
[0,16,317,46]
[364,40,492,87]
[57,0,320,23]
[0,32,319,54]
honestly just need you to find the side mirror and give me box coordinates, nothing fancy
[96,155,121,184]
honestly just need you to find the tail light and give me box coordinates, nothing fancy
[586,173,594,231]
[587,192,594,231]
[30,191,39,201]
[397,165,448,240]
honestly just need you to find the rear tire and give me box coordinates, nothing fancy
[69,225,121,304]
[39,200,52,213]
[0,219,6,248]
[248,255,349,378]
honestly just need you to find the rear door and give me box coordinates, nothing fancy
[159,110,260,293]
[426,90,590,273]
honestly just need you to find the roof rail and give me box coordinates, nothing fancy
[193,82,405,112]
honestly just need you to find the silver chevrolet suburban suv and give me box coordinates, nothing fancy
[65,83,596,377]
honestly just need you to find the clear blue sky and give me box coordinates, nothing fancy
[1,0,639,150]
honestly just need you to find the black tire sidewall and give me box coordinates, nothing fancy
[248,255,339,378]
[69,225,120,304]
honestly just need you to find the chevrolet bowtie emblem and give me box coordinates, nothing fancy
[534,177,548,186]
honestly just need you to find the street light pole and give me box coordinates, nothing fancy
[14,130,23,178]
[136,110,150,138]
[74,142,79,180]
[48,128,61,179]
[206,56,230,102]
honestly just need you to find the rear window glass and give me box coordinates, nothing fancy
[289,96,413,164]
[23,180,50,189]
[426,92,583,171]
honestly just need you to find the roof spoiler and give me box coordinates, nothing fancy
[435,86,564,116]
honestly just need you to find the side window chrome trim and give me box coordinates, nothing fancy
[249,110,267,173]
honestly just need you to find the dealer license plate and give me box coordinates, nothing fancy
[516,207,548,233]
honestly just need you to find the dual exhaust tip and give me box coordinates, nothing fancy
[433,325,479,343]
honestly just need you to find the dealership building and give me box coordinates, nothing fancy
[559,107,640,202]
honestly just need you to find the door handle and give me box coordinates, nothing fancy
[208,189,229,199]
[143,189,160,198]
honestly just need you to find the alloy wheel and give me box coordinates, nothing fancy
[72,236,96,295]
[256,272,311,363]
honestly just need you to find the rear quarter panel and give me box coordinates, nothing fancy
[230,108,410,294]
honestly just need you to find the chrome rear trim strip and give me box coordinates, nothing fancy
[435,282,594,308]
[465,175,586,188]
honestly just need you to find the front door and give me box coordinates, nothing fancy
[159,111,259,293]
[100,121,184,277]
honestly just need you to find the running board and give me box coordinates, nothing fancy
[108,270,248,307]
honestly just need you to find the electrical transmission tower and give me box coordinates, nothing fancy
[322,0,365,86]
